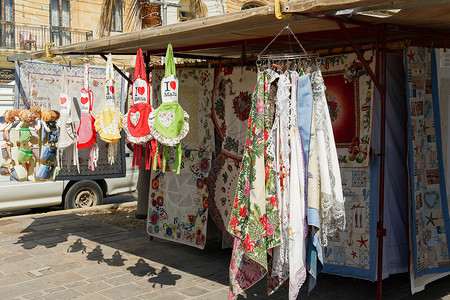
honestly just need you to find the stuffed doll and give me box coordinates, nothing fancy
[15,109,33,143]
[2,109,21,133]
[41,110,60,145]
[29,106,42,131]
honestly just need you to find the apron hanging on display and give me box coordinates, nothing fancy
[57,66,79,173]
[123,48,157,169]
[76,63,99,170]
[148,43,189,174]
[94,54,124,164]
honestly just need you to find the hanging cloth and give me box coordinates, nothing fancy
[227,70,281,299]
[94,54,124,164]
[148,43,189,174]
[123,48,157,170]
[308,69,345,247]
[57,66,79,173]
[76,63,99,170]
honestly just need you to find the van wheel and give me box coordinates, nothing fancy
[64,180,103,210]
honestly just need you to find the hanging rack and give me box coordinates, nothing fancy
[257,24,319,67]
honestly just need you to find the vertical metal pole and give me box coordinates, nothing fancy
[163,2,168,26]
[376,24,387,300]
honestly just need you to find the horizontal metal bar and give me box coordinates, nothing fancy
[172,53,224,60]
[7,52,31,62]
[386,23,450,40]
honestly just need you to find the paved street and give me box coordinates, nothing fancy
[1,203,450,300]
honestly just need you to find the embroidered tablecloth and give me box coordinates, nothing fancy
[205,153,240,247]
[406,47,450,276]
[147,149,211,249]
[211,66,257,161]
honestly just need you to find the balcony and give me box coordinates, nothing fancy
[0,21,93,51]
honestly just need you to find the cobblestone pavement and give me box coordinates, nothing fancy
[1,205,450,300]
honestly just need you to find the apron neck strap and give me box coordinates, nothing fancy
[84,63,90,90]
[135,48,146,80]
[106,53,114,81]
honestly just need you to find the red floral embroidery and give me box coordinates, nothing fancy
[230,216,239,228]
[243,180,250,196]
[245,137,252,148]
[239,206,247,218]
[270,196,277,207]
[259,215,267,229]
[233,197,239,209]
[242,233,255,252]
[263,129,269,141]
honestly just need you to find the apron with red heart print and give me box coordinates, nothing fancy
[57,66,79,173]
[94,54,124,165]
[77,87,97,149]
[76,64,99,171]
[123,49,158,170]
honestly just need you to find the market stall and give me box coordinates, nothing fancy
[6,0,450,299]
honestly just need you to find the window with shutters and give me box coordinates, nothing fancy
[111,0,123,32]
[49,0,71,46]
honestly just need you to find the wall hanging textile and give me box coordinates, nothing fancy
[151,68,214,152]
[322,166,376,279]
[320,52,375,168]
[95,54,123,165]
[211,66,257,161]
[148,44,189,174]
[319,53,409,283]
[57,66,79,173]
[147,149,211,249]
[15,60,127,178]
[123,48,157,170]
[205,153,240,248]
[227,70,281,299]
[406,47,450,279]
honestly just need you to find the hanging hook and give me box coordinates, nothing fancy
[60,55,68,66]
[138,35,141,49]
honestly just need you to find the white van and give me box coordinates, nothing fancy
[0,145,139,212]
[0,83,139,212]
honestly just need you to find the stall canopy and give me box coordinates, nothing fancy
[7,0,450,61]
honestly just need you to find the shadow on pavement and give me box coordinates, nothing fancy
[10,213,450,299]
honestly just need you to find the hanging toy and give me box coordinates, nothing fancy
[57,66,79,173]
[148,43,189,174]
[123,48,158,170]
[76,63,99,170]
[94,54,123,165]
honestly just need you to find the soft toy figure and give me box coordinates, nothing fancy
[41,110,60,145]
[2,109,21,133]
[15,109,33,143]
[28,106,42,144]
